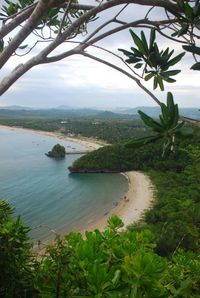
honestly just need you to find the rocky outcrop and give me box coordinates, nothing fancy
[45,144,65,158]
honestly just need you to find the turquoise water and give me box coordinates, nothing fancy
[0,127,128,241]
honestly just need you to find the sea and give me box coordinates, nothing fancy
[0,126,128,241]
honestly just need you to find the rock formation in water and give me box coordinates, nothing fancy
[46,143,65,158]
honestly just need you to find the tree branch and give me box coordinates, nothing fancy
[81,51,161,106]
[0,0,51,69]
[85,18,177,47]
[0,4,35,40]
[0,0,181,96]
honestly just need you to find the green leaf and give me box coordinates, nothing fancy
[112,270,121,286]
[167,92,174,111]
[157,76,164,91]
[163,52,185,69]
[149,29,156,51]
[138,110,164,132]
[184,2,194,19]
[160,70,181,79]
[183,45,200,55]
[177,24,189,36]
[107,215,124,230]
[141,31,149,54]
[153,77,158,89]
[160,103,169,123]
[171,31,179,37]
[164,78,176,83]
[118,48,134,57]
[191,62,200,70]
[126,57,142,64]
[18,44,28,50]
[134,63,143,69]
[144,73,154,81]
[129,29,146,54]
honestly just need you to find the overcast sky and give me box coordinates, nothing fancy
[0,0,199,109]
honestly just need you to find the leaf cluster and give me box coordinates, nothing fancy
[119,30,185,90]
[126,93,184,157]
[172,0,200,37]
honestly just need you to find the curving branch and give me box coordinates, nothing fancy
[81,51,161,106]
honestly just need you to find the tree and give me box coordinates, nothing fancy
[0,200,37,297]
[0,0,200,106]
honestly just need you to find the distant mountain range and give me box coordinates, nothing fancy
[115,106,200,120]
[0,105,199,120]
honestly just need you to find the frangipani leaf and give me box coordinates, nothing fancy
[182,45,200,55]
[191,62,200,70]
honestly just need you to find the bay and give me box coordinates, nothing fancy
[0,127,128,240]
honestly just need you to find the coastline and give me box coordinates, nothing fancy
[0,124,154,238]
[80,171,154,232]
[0,124,104,150]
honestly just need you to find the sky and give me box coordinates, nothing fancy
[0,0,199,109]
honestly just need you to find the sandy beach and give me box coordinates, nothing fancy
[0,125,103,150]
[1,124,154,235]
[81,171,154,232]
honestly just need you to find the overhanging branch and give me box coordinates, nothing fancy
[81,51,161,106]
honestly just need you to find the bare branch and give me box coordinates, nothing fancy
[156,26,188,44]
[0,58,39,95]
[58,0,73,35]
[82,51,161,106]
[86,18,178,46]
[91,43,143,78]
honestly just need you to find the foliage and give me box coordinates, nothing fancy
[0,114,150,144]
[138,144,200,256]
[34,214,199,297]
[70,124,200,172]
[126,92,184,156]
[0,200,37,298]
[119,30,185,90]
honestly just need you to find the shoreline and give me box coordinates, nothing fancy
[80,171,154,233]
[1,124,154,244]
[0,124,104,151]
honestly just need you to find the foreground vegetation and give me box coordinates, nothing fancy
[1,195,200,297]
[1,124,200,297]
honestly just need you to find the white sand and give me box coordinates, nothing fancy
[81,171,154,232]
[0,125,104,150]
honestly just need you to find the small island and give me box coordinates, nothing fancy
[45,143,66,158]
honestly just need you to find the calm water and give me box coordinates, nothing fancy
[0,127,128,240]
